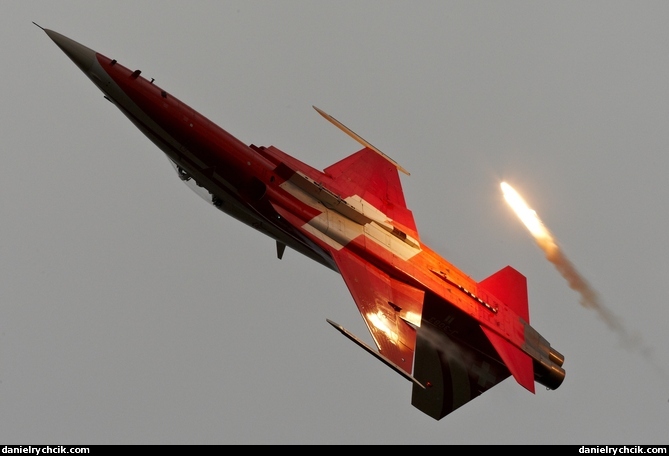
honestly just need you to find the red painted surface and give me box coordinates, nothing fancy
[46,29,564,420]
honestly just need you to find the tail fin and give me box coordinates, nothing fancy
[479,266,566,393]
[478,265,529,322]
[412,266,565,419]
[478,266,535,393]
[480,327,535,393]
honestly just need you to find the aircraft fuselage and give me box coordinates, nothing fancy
[43,27,564,420]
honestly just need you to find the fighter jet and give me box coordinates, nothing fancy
[38,25,564,420]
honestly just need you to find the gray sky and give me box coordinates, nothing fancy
[3,0,668,444]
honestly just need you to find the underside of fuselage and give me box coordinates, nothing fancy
[93,55,337,272]
[412,290,511,419]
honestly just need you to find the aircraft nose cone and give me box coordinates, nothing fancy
[44,29,96,73]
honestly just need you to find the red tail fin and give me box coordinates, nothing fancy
[478,266,535,393]
[478,266,529,322]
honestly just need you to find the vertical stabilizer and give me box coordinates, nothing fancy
[478,266,529,322]
[478,266,535,392]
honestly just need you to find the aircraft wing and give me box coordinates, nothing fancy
[324,147,418,240]
[329,248,424,377]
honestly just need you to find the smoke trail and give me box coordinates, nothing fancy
[501,183,661,371]
[537,235,637,349]
[418,321,473,366]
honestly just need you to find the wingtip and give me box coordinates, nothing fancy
[325,318,342,330]
[312,105,328,118]
[312,105,410,176]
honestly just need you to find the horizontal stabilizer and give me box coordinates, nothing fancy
[481,326,535,393]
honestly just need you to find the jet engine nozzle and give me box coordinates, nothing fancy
[549,347,565,367]
[534,358,566,390]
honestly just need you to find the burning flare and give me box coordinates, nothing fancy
[501,182,558,258]
[500,182,656,363]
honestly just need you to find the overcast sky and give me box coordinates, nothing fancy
[2,1,668,444]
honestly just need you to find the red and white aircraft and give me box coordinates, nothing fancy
[40,26,564,420]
